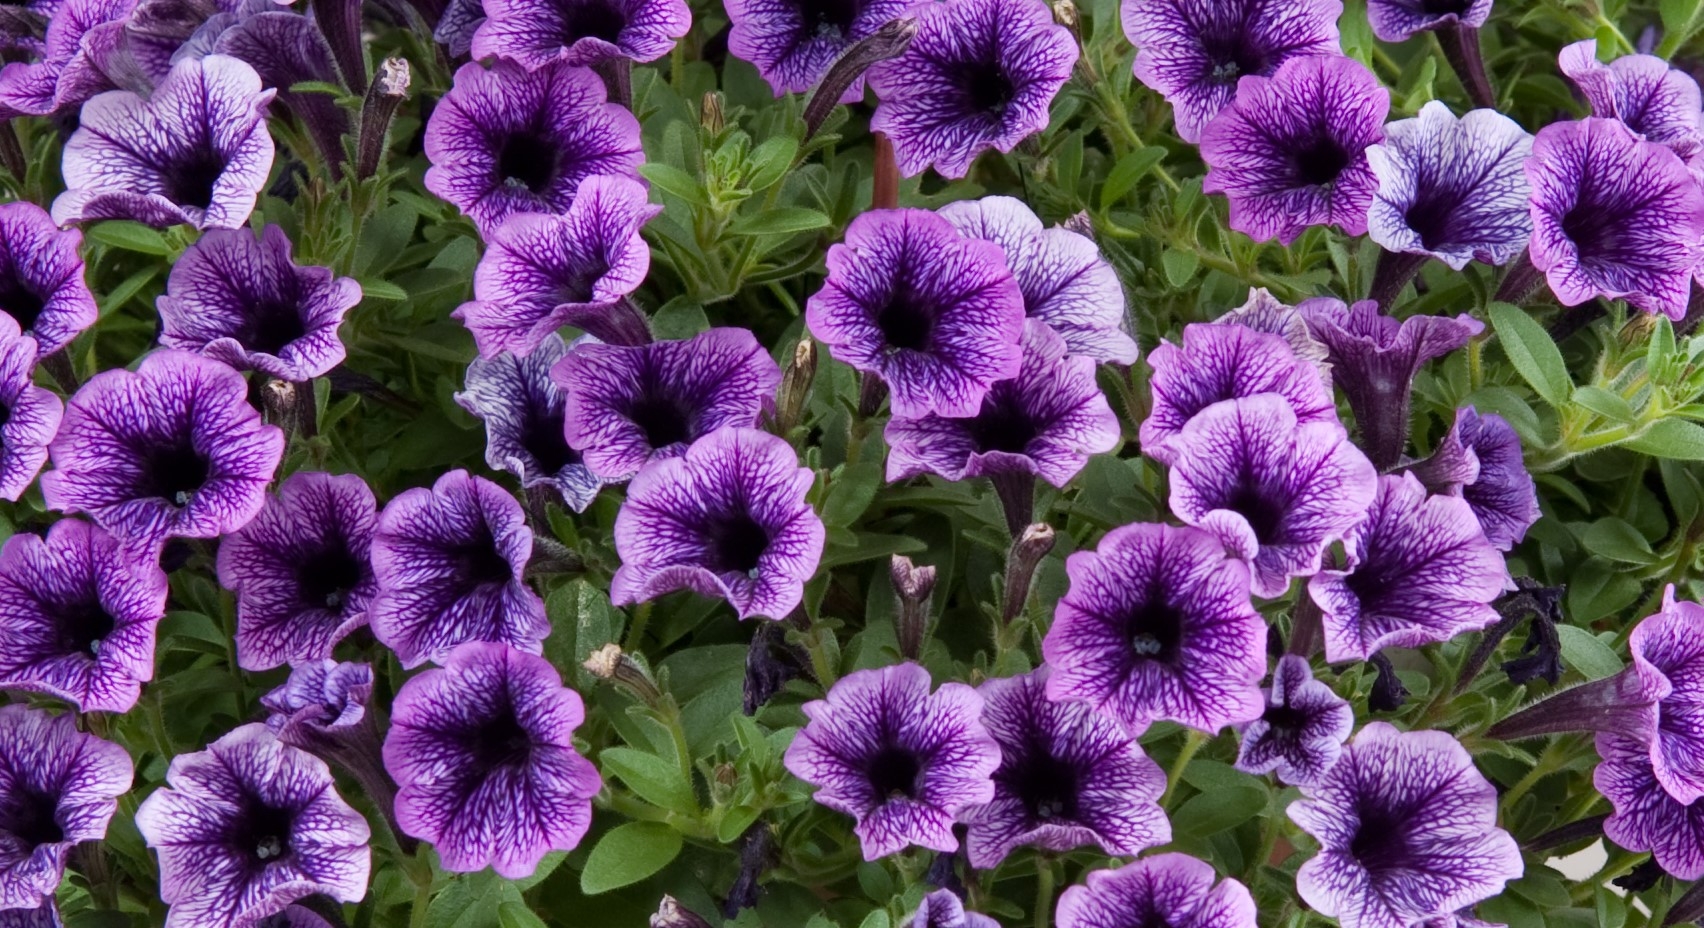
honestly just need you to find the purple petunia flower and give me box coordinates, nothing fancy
[1290,723,1522,928]
[0,901,62,928]
[370,469,548,669]
[885,320,1120,488]
[470,0,690,68]
[784,662,1000,860]
[1365,0,1490,42]
[384,641,601,877]
[1168,394,1378,599]
[910,890,999,928]
[865,0,1076,179]
[806,208,1025,418]
[553,327,782,481]
[134,724,371,928]
[1407,406,1539,551]
[1200,54,1389,245]
[454,176,660,359]
[0,705,131,910]
[424,60,644,235]
[0,0,132,118]
[1597,731,1704,879]
[1043,522,1266,735]
[0,317,60,502]
[1366,101,1533,270]
[1235,654,1353,786]
[611,427,823,620]
[52,55,276,230]
[40,350,285,555]
[157,226,360,383]
[217,472,379,672]
[726,0,909,100]
[1055,853,1258,928]
[1220,288,1332,380]
[959,667,1169,868]
[434,0,485,55]
[455,333,607,513]
[0,202,98,359]
[1524,117,1704,319]
[262,660,374,744]
[1309,473,1508,664]
[1560,39,1704,161]
[1121,0,1342,144]
[0,519,169,714]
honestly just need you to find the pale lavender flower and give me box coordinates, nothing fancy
[1055,853,1258,928]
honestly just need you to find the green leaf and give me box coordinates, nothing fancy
[497,904,549,928]
[746,136,799,192]
[599,746,698,814]
[1662,0,1704,35]
[1570,386,1636,423]
[1488,302,1570,407]
[1624,418,1704,460]
[1557,625,1624,680]
[717,805,762,843]
[288,79,351,98]
[730,207,831,236]
[1098,146,1166,210]
[1171,784,1266,840]
[580,822,684,894]
[360,279,409,301]
[1580,517,1658,565]
[819,532,927,569]
[640,163,709,206]
[857,913,891,928]
[821,462,882,528]
[86,221,173,256]
[1160,249,1199,287]
[425,872,523,928]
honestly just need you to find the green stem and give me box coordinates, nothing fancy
[1162,730,1207,807]
[1034,858,1055,928]
[1245,809,1282,886]
[407,870,434,928]
[1503,738,1571,811]
[624,601,654,651]
[1088,79,1178,192]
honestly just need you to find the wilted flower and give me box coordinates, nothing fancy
[1597,731,1704,879]
[909,890,999,928]
[1235,654,1353,786]
[471,0,690,68]
[1559,39,1704,160]
[1407,407,1540,551]
[1055,853,1258,928]
[1365,0,1490,41]
[726,0,909,99]
[0,201,98,359]
[262,660,375,744]
[0,317,59,502]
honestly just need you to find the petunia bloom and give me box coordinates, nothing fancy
[369,470,549,669]
[470,0,690,69]
[1559,39,1704,160]
[910,890,999,928]
[157,225,360,383]
[1219,288,1331,379]
[1055,853,1258,928]
[726,0,909,100]
[424,59,644,235]
[0,317,61,502]
[0,520,169,714]
[1235,654,1354,786]
[1597,731,1704,879]
[0,0,133,118]
[434,0,485,55]
[806,208,1025,418]
[217,472,379,672]
[784,662,1000,860]
[134,724,371,928]
[1407,406,1539,551]
[1289,723,1522,928]
[52,55,276,230]
[1121,0,1342,144]
[0,705,131,910]
[384,641,601,877]
[262,660,375,745]
[1043,521,1267,735]
[611,427,824,620]
[0,201,98,359]
[959,667,1169,868]
[865,0,1076,179]
[40,350,285,555]
[1365,0,1490,42]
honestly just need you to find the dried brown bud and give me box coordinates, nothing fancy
[767,338,818,437]
[582,643,663,705]
[701,91,725,135]
[651,896,715,928]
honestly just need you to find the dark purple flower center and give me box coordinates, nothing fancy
[1202,35,1268,84]
[0,270,45,334]
[874,291,935,352]
[524,409,579,474]
[243,300,309,355]
[552,258,611,305]
[1293,138,1350,188]
[1221,480,1285,544]
[1004,746,1079,822]
[1403,194,1455,250]
[797,0,859,37]
[954,61,1014,116]
[165,148,229,212]
[627,392,693,450]
[967,396,1038,455]
[296,545,366,611]
[1125,601,1183,663]
[0,790,64,847]
[452,537,515,588]
[866,746,922,799]
[141,438,211,507]
[705,513,770,575]
[54,597,117,657]
[1420,0,1472,14]
[556,0,628,46]
[497,132,562,194]
[469,708,534,767]
[233,799,297,865]
[1261,702,1307,738]
[1560,205,1616,260]
[1347,808,1411,876]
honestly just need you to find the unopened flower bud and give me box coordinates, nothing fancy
[1000,523,1055,624]
[583,643,663,705]
[701,91,725,135]
[891,555,938,659]
[804,17,917,140]
[357,58,411,180]
[767,338,817,437]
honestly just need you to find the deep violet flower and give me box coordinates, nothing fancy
[0,519,169,714]
[217,472,379,672]
[1597,731,1704,879]
[470,0,690,69]
[0,705,131,910]
[553,327,782,481]
[1055,853,1258,928]
[369,469,548,669]
[0,317,60,502]
[1559,39,1704,160]
[1042,522,1266,735]
[910,890,999,928]
[1524,117,1704,319]
[52,55,276,230]
[783,662,1000,860]
[1235,654,1353,786]
[1168,394,1377,599]
[0,0,132,118]
[726,0,909,100]
[611,427,824,620]
[937,197,1138,364]
[262,660,374,745]
[864,0,1077,179]
[0,902,62,928]
[157,226,360,382]
[454,176,661,359]
[434,0,485,56]
[455,333,607,513]
[424,59,644,235]
[885,320,1121,488]
[0,201,98,359]
[1407,406,1539,551]
[1120,0,1342,144]
[384,641,601,877]
[1308,473,1507,664]
[1200,54,1390,245]
[134,724,371,928]
[959,667,1169,868]
[195,4,350,175]
[1289,723,1522,928]
[1365,0,1490,42]
[805,208,1025,418]
[40,350,286,555]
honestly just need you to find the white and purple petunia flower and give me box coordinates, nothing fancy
[1597,731,1704,879]
[456,333,608,513]
[0,0,133,118]
[611,426,823,620]
[53,55,276,230]
[1407,406,1539,551]
[217,472,379,672]
[1219,288,1332,380]
[0,201,98,359]
[865,0,1076,179]
[261,660,375,746]
[1365,0,1490,42]
[806,208,1025,419]
[471,0,690,68]
[0,316,61,502]
[959,666,1169,869]
[370,469,549,669]
[0,519,169,714]
[1055,852,1257,928]
[1289,723,1522,928]
[134,724,371,928]
[726,0,909,100]
[1309,473,1508,664]
[1043,521,1267,735]
[784,662,1000,860]
[1235,654,1353,786]
[1559,39,1704,161]
[424,59,644,235]
[1200,54,1389,245]
[909,890,999,928]
[40,350,286,556]
[0,705,131,910]
[157,225,360,383]
[384,641,602,877]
